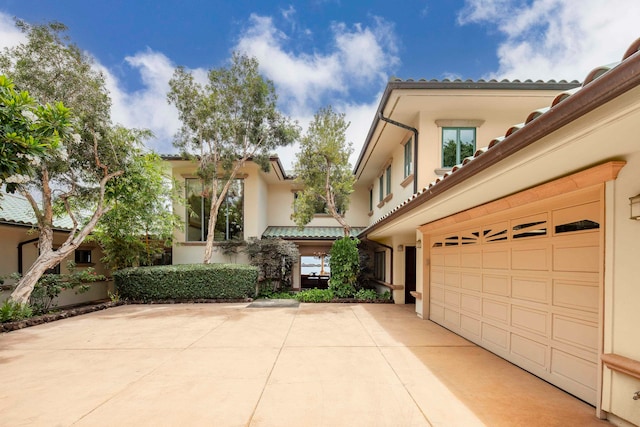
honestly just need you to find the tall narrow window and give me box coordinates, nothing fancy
[369,188,373,212]
[185,178,244,242]
[379,174,384,202]
[442,127,475,168]
[385,165,391,195]
[374,251,386,281]
[403,137,413,178]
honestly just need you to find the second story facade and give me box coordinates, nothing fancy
[353,79,581,226]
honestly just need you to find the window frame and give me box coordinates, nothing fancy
[442,127,476,168]
[403,137,413,179]
[185,178,244,242]
[374,251,386,282]
[74,249,92,265]
[385,165,391,196]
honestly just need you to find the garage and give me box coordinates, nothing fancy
[424,183,603,405]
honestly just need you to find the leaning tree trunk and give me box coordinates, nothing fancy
[10,249,72,305]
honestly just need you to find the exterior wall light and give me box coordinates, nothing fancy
[416,239,422,248]
[397,245,404,252]
[630,194,640,220]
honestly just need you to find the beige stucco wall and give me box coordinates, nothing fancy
[0,225,110,307]
[602,151,640,426]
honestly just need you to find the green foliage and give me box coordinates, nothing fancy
[167,52,300,263]
[295,288,335,303]
[353,288,379,301]
[29,262,105,315]
[93,152,179,270]
[217,239,245,262]
[0,300,33,322]
[293,106,355,234]
[113,264,258,302]
[244,237,300,292]
[0,74,70,191]
[257,290,296,300]
[328,237,360,298]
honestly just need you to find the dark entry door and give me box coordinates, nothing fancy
[405,246,416,304]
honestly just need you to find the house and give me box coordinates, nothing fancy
[356,38,640,425]
[0,192,111,307]
[166,38,640,424]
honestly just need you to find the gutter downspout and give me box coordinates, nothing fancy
[18,237,39,275]
[377,112,419,194]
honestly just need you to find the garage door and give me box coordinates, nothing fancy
[428,185,602,405]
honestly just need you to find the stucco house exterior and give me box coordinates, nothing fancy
[165,38,640,425]
[355,39,640,425]
[0,192,111,307]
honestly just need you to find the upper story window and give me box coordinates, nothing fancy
[385,165,391,195]
[368,187,373,212]
[403,137,413,178]
[185,178,244,242]
[442,127,476,168]
[75,249,92,264]
[378,174,384,202]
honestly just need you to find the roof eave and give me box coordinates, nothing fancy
[359,51,640,238]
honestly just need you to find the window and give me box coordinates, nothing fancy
[294,192,327,215]
[442,127,475,168]
[403,137,413,178]
[44,263,61,275]
[385,165,391,195]
[374,251,386,281]
[378,174,384,202]
[186,178,244,242]
[369,188,373,212]
[75,249,92,264]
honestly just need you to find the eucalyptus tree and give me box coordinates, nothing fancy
[167,52,299,263]
[292,106,355,236]
[0,21,150,304]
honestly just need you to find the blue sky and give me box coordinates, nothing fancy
[0,1,638,168]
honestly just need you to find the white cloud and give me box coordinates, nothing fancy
[458,0,640,81]
[235,14,398,168]
[0,13,25,50]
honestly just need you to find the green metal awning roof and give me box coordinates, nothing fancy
[262,226,365,240]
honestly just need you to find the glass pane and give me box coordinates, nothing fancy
[442,128,458,167]
[186,179,206,241]
[459,128,475,160]
[214,179,244,241]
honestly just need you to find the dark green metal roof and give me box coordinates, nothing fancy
[262,226,365,240]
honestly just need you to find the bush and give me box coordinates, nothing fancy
[113,264,258,302]
[0,300,33,323]
[328,237,359,298]
[353,288,379,301]
[244,237,299,292]
[295,288,334,303]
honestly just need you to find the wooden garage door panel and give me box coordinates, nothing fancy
[432,269,445,285]
[461,314,481,338]
[553,244,599,272]
[461,294,481,314]
[461,273,482,291]
[512,277,549,303]
[483,299,509,324]
[461,251,482,268]
[552,315,598,351]
[512,305,548,336]
[483,250,509,269]
[445,271,460,287]
[482,323,509,350]
[551,348,597,392]
[444,290,460,308]
[483,275,509,296]
[444,308,460,327]
[512,247,548,271]
[511,334,547,368]
[431,285,444,303]
[553,280,599,312]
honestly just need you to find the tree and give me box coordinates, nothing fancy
[167,52,299,263]
[0,75,70,190]
[244,237,299,293]
[0,21,150,304]
[292,106,355,236]
[91,152,179,270]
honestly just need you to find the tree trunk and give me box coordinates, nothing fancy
[10,247,73,305]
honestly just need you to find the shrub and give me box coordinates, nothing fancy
[328,237,360,298]
[295,288,334,303]
[0,300,33,323]
[113,264,258,302]
[244,237,299,292]
[354,288,379,301]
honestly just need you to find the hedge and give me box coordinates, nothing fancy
[113,264,258,302]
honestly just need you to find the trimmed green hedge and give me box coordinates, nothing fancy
[113,264,258,302]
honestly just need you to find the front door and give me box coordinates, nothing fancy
[405,246,416,304]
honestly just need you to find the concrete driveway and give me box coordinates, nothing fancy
[0,303,607,426]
